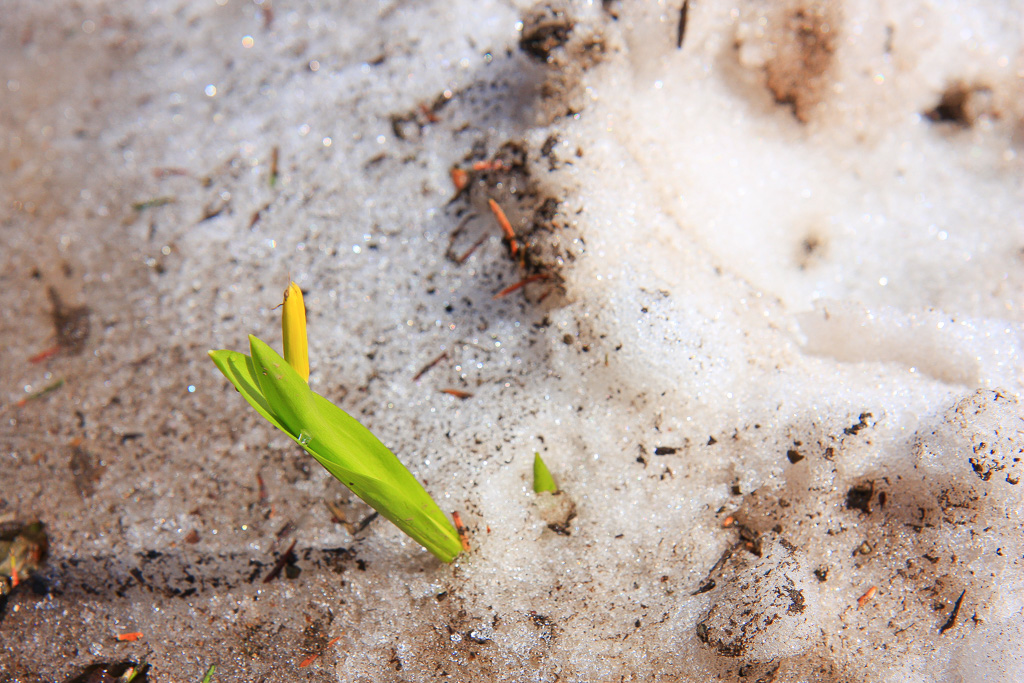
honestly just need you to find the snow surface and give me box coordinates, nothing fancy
[1,0,1022,681]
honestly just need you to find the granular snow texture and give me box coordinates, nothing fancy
[1,1,1022,682]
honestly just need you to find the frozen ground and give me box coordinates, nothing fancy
[1,1,1022,681]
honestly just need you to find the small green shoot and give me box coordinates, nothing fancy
[533,453,558,493]
[209,283,462,563]
[131,196,175,211]
[15,378,64,407]
[200,664,216,683]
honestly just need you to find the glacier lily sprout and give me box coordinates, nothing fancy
[208,283,463,562]
[533,453,558,493]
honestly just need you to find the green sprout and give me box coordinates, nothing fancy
[209,283,462,563]
[130,196,175,212]
[533,453,558,493]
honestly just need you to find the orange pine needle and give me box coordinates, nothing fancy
[450,167,469,192]
[452,511,471,552]
[441,388,473,399]
[28,346,61,364]
[9,556,18,588]
[492,273,549,300]
[152,167,190,179]
[857,585,878,608]
[298,636,343,667]
[117,632,143,642]
[487,198,516,244]
[536,286,556,303]
[419,103,439,123]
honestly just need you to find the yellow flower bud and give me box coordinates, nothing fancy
[282,282,309,382]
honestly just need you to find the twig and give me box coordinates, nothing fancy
[676,0,689,49]
[263,539,296,583]
[456,234,488,264]
[445,213,477,262]
[269,146,280,187]
[413,352,448,381]
[492,273,550,299]
[352,511,379,535]
[152,167,190,179]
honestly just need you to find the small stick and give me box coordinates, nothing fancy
[445,213,477,261]
[456,234,488,264]
[263,539,296,583]
[324,500,353,534]
[351,511,379,535]
[413,351,448,381]
[492,273,549,299]
[152,167,190,179]
[117,632,144,642]
[857,585,878,608]
[452,511,471,552]
[269,146,280,187]
[676,0,689,49]
[256,472,268,502]
[275,520,294,541]
[249,202,271,229]
[536,286,556,303]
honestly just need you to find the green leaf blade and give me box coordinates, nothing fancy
[208,349,288,433]
[242,335,462,562]
[533,452,558,493]
[301,454,462,563]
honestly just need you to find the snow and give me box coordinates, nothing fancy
[1,1,1021,681]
